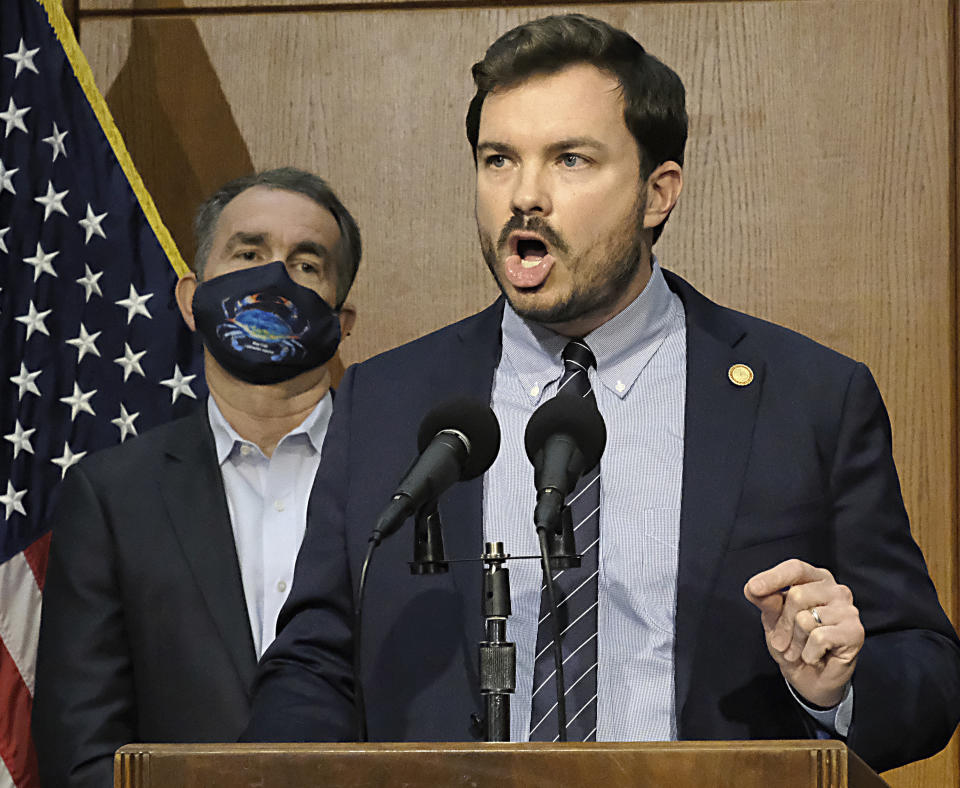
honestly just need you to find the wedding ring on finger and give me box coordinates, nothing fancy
[810,607,823,626]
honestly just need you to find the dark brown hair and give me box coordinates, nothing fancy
[466,14,687,242]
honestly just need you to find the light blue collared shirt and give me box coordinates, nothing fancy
[485,260,686,741]
[208,393,332,659]
[483,260,850,740]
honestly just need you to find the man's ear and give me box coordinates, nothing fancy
[642,161,683,230]
[175,272,199,332]
[338,301,357,338]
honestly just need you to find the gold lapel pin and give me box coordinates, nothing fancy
[728,363,754,387]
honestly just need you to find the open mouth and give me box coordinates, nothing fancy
[513,236,549,268]
[503,233,555,290]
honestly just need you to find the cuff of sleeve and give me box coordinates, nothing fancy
[786,680,853,737]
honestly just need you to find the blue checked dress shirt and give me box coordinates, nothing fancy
[485,260,686,741]
[484,260,851,740]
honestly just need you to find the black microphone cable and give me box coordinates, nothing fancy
[536,526,568,740]
[354,538,377,742]
[353,398,501,742]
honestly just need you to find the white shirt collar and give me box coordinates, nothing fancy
[207,391,332,464]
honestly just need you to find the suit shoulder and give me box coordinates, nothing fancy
[350,301,502,377]
[74,409,206,482]
[731,308,860,372]
[668,269,863,377]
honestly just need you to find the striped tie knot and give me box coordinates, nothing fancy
[557,339,596,400]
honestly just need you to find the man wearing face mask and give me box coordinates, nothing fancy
[32,167,360,788]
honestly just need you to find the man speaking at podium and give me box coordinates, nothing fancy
[245,15,960,772]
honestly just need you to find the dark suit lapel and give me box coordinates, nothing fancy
[160,406,258,694]
[434,302,505,641]
[665,273,766,726]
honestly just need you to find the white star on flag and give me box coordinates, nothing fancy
[35,179,69,221]
[0,97,30,137]
[66,323,102,362]
[160,364,198,404]
[4,420,36,459]
[42,121,68,161]
[76,263,104,301]
[0,481,27,520]
[9,363,41,400]
[23,242,59,281]
[60,382,97,420]
[0,5,207,783]
[0,158,17,194]
[15,300,52,340]
[116,284,153,323]
[111,404,139,442]
[4,38,40,78]
[51,442,87,479]
[78,203,107,243]
[114,343,147,381]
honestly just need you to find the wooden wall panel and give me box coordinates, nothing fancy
[79,0,683,10]
[76,2,959,786]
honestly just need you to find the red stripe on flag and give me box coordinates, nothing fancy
[22,534,51,591]
[0,636,40,788]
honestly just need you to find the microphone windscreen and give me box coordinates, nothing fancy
[417,398,501,479]
[524,395,607,472]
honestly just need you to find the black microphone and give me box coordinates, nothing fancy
[524,394,606,532]
[370,398,501,545]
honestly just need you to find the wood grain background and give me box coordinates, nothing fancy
[72,1,959,785]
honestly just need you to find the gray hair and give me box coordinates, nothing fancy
[193,167,361,307]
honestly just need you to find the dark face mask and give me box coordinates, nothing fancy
[192,260,341,385]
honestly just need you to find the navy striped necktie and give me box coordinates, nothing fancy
[529,339,600,741]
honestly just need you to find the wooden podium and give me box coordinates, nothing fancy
[115,741,890,787]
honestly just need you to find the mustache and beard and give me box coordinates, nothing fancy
[478,193,649,328]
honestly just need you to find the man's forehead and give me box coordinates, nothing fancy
[477,64,627,144]
[214,186,340,243]
[482,63,621,101]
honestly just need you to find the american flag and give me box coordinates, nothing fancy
[0,2,205,785]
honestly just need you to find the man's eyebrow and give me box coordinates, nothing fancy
[476,141,520,157]
[222,235,330,260]
[290,240,330,259]
[223,232,267,252]
[545,136,608,154]
[476,137,609,156]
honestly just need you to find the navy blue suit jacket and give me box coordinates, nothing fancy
[246,271,960,772]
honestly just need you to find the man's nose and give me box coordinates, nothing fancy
[510,166,552,216]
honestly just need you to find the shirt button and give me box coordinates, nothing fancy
[530,385,540,397]
[274,499,285,512]
[240,444,253,456]
[615,380,626,393]
[276,580,287,593]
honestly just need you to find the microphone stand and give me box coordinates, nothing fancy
[410,524,561,742]
[405,501,575,743]
[479,541,516,741]
[409,500,449,575]
[545,504,580,570]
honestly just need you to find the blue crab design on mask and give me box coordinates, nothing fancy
[215,291,308,362]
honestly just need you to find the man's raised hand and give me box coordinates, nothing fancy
[744,559,864,708]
